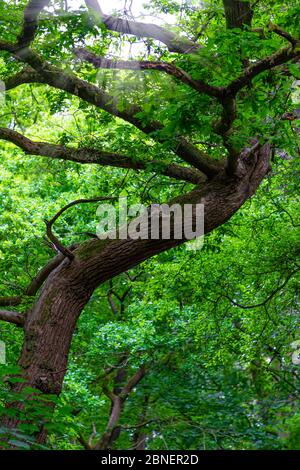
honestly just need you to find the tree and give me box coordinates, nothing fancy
[0,0,299,446]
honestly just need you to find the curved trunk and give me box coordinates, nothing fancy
[94,397,123,450]
[2,144,271,442]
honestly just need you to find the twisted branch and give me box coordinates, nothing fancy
[0,128,206,184]
[74,48,222,99]
[45,196,118,260]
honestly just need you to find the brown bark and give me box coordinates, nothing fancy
[84,0,201,54]
[1,142,271,442]
[133,430,147,450]
[0,128,206,185]
[132,396,150,450]
[1,274,93,438]
[93,365,147,449]
[0,310,24,326]
[0,0,296,450]
[223,0,253,29]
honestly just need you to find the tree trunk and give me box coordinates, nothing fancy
[223,0,253,29]
[2,144,271,442]
[94,397,123,450]
[132,396,149,450]
[1,274,93,438]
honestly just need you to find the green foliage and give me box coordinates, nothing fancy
[0,0,299,451]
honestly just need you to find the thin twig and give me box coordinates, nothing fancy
[45,196,118,260]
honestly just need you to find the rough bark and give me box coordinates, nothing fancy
[1,0,286,447]
[0,127,206,185]
[0,310,24,326]
[223,0,253,29]
[93,365,147,449]
[1,143,271,441]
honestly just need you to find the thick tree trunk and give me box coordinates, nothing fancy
[2,144,271,442]
[223,0,253,29]
[1,277,93,439]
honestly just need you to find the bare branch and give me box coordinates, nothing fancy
[47,197,120,227]
[0,128,206,184]
[121,364,147,397]
[268,23,298,47]
[84,0,201,54]
[74,48,222,99]
[44,196,118,260]
[45,221,75,260]
[227,45,300,96]
[0,310,24,326]
[17,0,50,48]
[0,247,77,307]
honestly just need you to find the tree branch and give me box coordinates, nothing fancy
[17,0,50,48]
[107,290,119,316]
[45,196,118,260]
[74,48,222,99]
[24,252,67,296]
[223,0,253,30]
[227,45,300,95]
[216,40,299,174]
[84,0,201,54]
[1,47,220,177]
[92,363,147,450]
[0,248,77,307]
[121,364,147,398]
[102,380,117,403]
[225,267,299,309]
[0,128,206,184]
[213,95,239,175]
[0,310,24,326]
[78,423,97,450]
[0,296,23,307]
[78,433,93,450]
[268,23,298,47]
[4,68,42,91]
[2,2,292,181]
